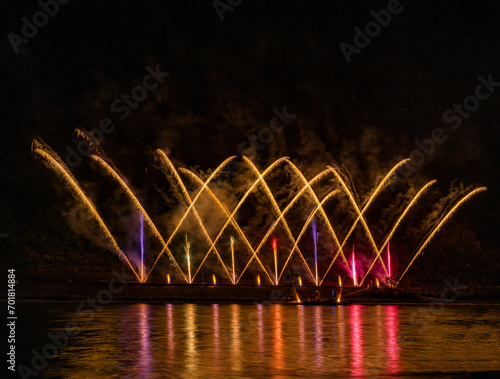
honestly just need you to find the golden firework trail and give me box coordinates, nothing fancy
[340,159,409,245]
[90,154,187,282]
[320,165,387,279]
[33,146,140,281]
[188,157,289,285]
[154,150,231,282]
[319,160,410,282]
[278,190,339,284]
[231,236,236,284]
[178,168,273,284]
[396,187,487,286]
[192,156,332,285]
[74,128,104,155]
[33,139,485,287]
[283,160,349,267]
[31,138,42,152]
[185,235,192,283]
[359,180,436,286]
[241,156,313,276]
[273,239,278,285]
[236,169,334,283]
[146,155,237,280]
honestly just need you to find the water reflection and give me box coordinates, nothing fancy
[166,303,174,370]
[231,304,242,373]
[257,304,264,361]
[184,303,197,377]
[350,305,365,377]
[138,304,153,377]
[212,304,220,357]
[298,305,306,367]
[273,305,284,371]
[385,305,400,374]
[314,306,324,370]
[335,305,348,369]
[40,303,500,378]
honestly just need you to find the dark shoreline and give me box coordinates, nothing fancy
[3,280,500,304]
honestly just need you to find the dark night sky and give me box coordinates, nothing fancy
[1,0,499,282]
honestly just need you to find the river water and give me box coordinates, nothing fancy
[14,302,500,378]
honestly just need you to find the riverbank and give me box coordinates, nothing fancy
[2,280,500,304]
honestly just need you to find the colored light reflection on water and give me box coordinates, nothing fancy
[313,306,324,370]
[231,304,242,373]
[33,303,500,378]
[349,305,364,377]
[385,305,401,373]
[212,304,220,357]
[273,305,284,371]
[166,303,174,369]
[184,304,197,377]
[257,304,264,360]
[138,304,153,376]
